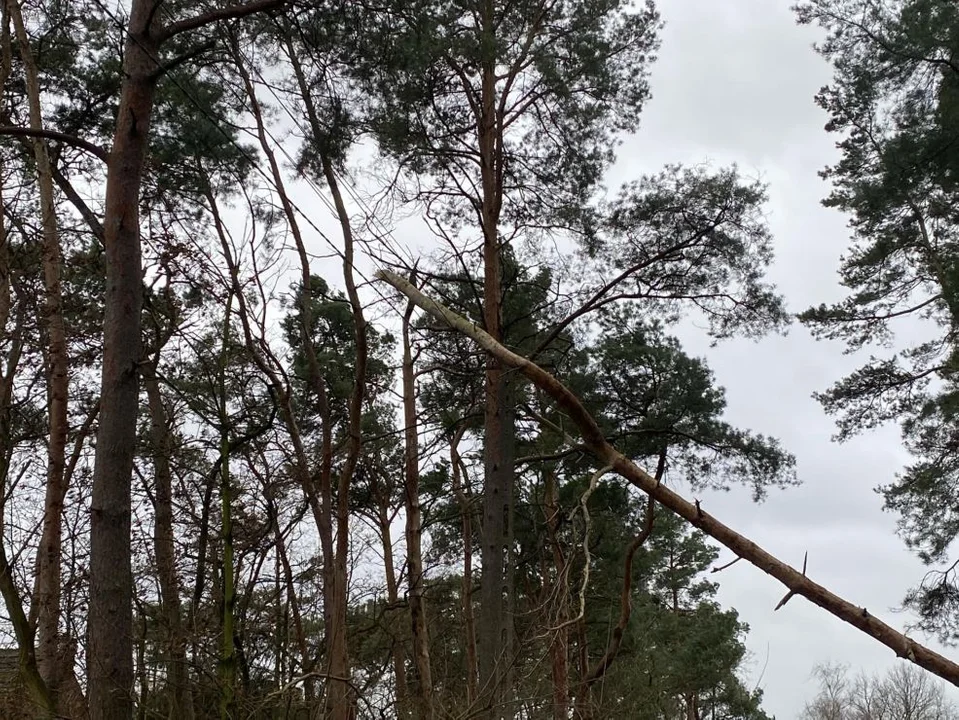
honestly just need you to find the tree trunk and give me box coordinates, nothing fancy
[143,363,194,720]
[88,0,287,708]
[477,4,514,710]
[218,297,237,720]
[326,153,366,720]
[255,474,311,698]
[402,291,433,720]
[280,39,367,716]
[0,208,54,715]
[577,462,660,710]
[450,428,478,706]
[7,0,69,705]
[223,38,345,715]
[543,471,569,720]
[87,2,158,715]
[376,496,407,714]
[218,424,236,720]
[379,269,959,692]
[206,181,336,709]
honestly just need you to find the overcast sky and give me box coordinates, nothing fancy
[614,1,959,716]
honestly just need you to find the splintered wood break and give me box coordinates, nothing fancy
[775,551,808,611]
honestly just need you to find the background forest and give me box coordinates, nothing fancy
[0,0,958,718]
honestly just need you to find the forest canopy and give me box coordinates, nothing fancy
[0,0,956,719]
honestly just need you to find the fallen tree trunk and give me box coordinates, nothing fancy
[375,268,959,688]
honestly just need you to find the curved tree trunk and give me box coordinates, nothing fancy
[7,0,69,707]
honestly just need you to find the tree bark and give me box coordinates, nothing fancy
[477,2,513,711]
[450,427,478,707]
[87,3,286,715]
[143,362,194,720]
[375,493,407,715]
[7,0,69,705]
[218,390,236,719]
[543,471,568,720]
[326,152,366,720]
[87,2,158,714]
[402,290,434,720]
[377,269,959,691]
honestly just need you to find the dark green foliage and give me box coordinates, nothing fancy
[796,0,959,640]
[350,0,660,233]
[572,313,796,499]
[281,274,393,431]
[591,165,789,339]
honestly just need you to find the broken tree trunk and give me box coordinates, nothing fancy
[376,268,959,689]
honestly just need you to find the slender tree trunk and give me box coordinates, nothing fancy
[281,37,368,716]
[226,42,347,714]
[87,3,158,715]
[135,605,148,720]
[543,471,569,720]
[206,183,336,711]
[7,0,69,705]
[325,153,366,720]
[218,425,236,720]
[402,291,433,720]
[143,362,194,720]
[450,427,478,706]
[375,497,407,714]
[0,199,53,715]
[271,505,312,702]
[218,297,237,720]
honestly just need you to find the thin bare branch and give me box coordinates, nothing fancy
[0,126,109,162]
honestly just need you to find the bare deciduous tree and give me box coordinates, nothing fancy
[802,663,959,720]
